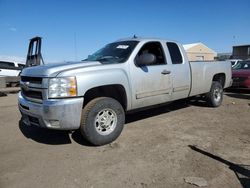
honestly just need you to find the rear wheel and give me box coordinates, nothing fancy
[80,97,125,146]
[206,81,223,107]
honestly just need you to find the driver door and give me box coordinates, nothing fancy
[129,41,173,109]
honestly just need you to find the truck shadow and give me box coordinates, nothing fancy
[72,100,192,146]
[125,98,213,123]
[125,99,190,123]
[225,89,250,100]
[18,120,94,146]
[18,99,206,146]
[188,145,250,188]
[19,120,72,145]
[71,130,94,146]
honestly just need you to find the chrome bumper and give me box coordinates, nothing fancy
[18,92,84,130]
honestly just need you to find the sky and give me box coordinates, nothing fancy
[0,0,250,62]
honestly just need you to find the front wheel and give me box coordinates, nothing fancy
[206,81,223,107]
[80,97,125,146]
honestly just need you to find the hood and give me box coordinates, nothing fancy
[21,61,102,77]
[232,69,250,77]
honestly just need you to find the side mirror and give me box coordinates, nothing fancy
[136,53,156,66]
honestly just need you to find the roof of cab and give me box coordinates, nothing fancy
[116,37,178,44]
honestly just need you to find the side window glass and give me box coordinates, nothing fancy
[136,42,166,65]
[166,42,183,64]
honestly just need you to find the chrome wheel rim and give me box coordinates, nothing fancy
[94,108,117,135]
[213,87,222,103]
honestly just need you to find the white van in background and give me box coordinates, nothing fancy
[0,60,25,77]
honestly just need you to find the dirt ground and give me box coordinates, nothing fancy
[0,91,249,188]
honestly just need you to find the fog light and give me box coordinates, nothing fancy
[49,120,60,128]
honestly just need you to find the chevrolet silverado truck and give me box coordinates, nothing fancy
[19,37,232,145]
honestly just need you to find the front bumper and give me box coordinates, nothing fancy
[18,92,84,130]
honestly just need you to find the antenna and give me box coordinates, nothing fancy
[133,34,137,39]
[74,32,78,61]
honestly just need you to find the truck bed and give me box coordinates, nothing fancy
[189,61,232,97]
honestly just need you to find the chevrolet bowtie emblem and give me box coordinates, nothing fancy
[21,82,30,90]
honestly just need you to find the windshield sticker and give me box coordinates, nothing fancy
[116,45,129,49]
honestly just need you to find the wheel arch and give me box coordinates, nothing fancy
[83,84,128,110]
[212,73,226,88]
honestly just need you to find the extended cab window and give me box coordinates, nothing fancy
[136,42,166,65]
[166,42,183,64]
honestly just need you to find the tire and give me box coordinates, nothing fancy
[80,97,125,146]
[206,81,223,107]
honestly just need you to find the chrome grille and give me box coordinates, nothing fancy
[21,88,43,100]
[20,76,44,103]
[21,76,42,85]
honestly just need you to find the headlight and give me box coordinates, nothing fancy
[48,77,77,98]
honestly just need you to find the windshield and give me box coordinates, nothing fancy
[232,61,250,70]
[85,41,139,63]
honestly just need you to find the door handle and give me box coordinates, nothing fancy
[161,70,171,75]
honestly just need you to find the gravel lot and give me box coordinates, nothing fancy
[0,91,249,188]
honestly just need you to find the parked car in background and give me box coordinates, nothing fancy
[231,60,250,89]
[0,60,25,77]
[229,59,242,68]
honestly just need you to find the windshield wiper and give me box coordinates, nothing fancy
[96,56,119,61]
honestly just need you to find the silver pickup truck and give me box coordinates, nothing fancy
[19,37,232,145]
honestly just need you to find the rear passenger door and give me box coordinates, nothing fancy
[166,42,191,100]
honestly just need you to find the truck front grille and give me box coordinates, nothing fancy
[21,76,43,85]
[21,89,43,100]
[20,76,44,103]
